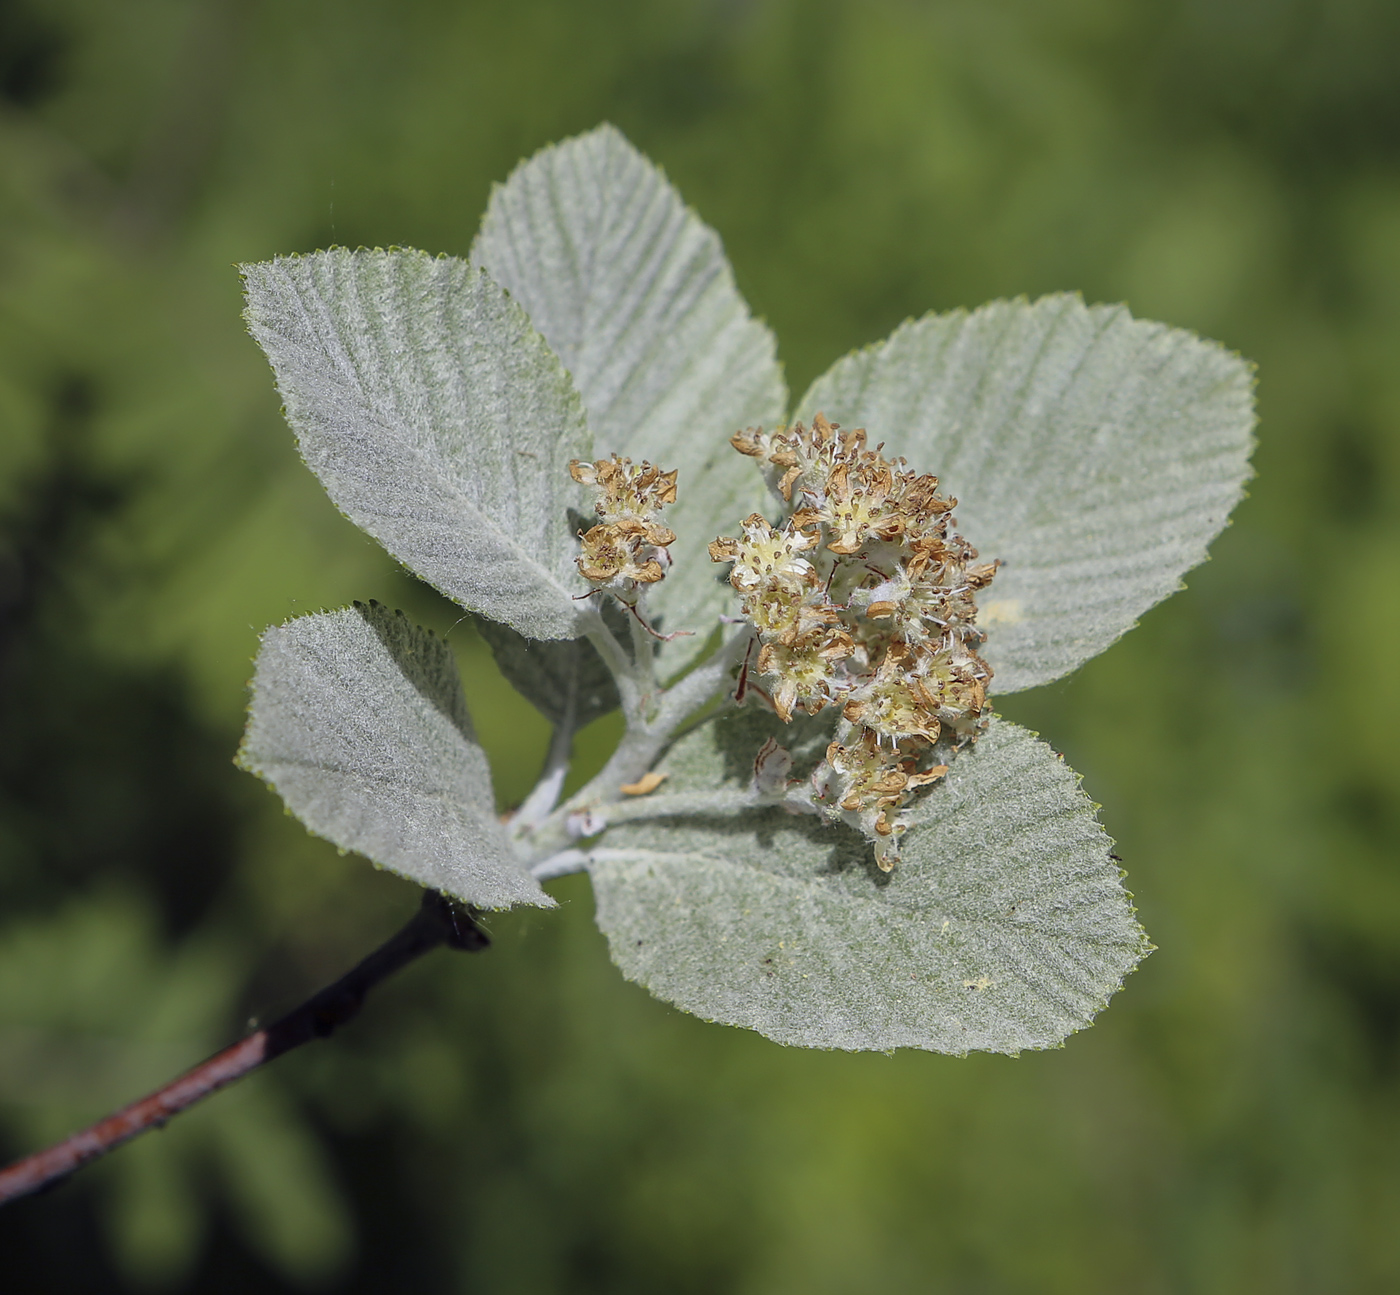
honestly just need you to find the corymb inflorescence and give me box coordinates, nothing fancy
[711,413,998,869]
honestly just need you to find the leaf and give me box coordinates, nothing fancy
[474,614,621,730]
[797,294,1255,692]
[590,711,1148,1053]
[241,249,591,640]
[472,124,787,658]
[238,601,551,909]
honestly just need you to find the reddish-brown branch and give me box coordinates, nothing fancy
[0,891,488,1207]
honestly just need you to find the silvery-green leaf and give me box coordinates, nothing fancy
[590,711,1147,1052]
[242,249,591,640]
[472,124,786,659]
[239,602,550,909]
[474,616,620,730]
[797,294,1255,692]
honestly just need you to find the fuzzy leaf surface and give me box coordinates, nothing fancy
[242,249,591,640]
[473,124,786,658]
[798,294,1255,691]
[590,712,1147,1052]
[239,602,550,909]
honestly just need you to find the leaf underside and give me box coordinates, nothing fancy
[798,294,1256,692]
[474,612,621,730]
[473,124,787,666]
[590,711,1148,1053]
[239,602,550,910]
[242,249,592,641]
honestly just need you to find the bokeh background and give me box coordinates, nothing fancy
[2,0,1398,1290]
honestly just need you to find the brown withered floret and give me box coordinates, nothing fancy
[711,413,997,869]
[570,454,679,598]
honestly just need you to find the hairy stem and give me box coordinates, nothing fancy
[529,783,823,879]
[594,626,747,789]
[580,606,638,714]
[0,892,487,1208]
[513,715,576,833]
[626,601,658,717]
[579,787,758,825]
[515,627,756,868]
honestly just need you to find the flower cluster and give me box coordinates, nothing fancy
[711,413,997,868]
[569,455,678,595]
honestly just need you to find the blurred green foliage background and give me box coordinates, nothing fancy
[1,0,1398,1289]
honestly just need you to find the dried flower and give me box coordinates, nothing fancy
[570,455,678,595]
[712,413,996,869]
